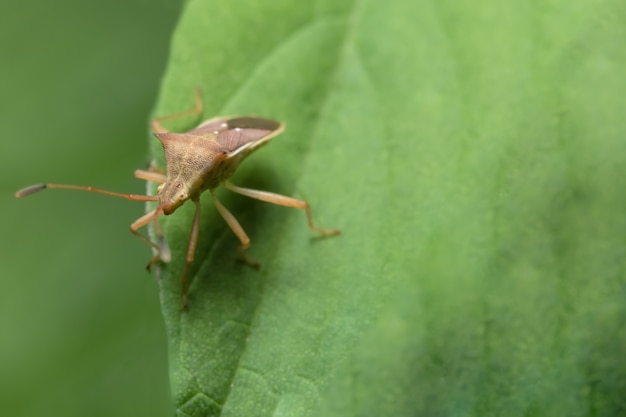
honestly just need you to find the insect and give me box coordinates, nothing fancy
[16,89,340,310]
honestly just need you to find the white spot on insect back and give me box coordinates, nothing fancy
[220,123,227,128]
[235,127,241,132]
[213,131,219,134]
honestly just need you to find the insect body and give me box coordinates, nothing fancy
[16,90,340,310]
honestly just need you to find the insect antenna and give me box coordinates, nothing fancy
[15,183,159,202]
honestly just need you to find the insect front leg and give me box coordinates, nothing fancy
[133,165,170,269]
[179,200,202,311]
[130,208,170,267]
[210,189,260,269]
[134,169,167,184]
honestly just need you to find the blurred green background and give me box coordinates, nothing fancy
[0,1,182,415]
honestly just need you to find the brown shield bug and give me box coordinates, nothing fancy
[16,89,340,310]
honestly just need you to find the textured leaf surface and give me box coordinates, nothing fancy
[152,0,626,415]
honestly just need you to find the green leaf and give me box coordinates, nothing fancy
[152,0,626,415]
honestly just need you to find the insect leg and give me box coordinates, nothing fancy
[130,208,170,267]
[180,199,202,311]
[151,88,204,134]
[224,181,341,236]
[134,166,169,262]
[210,189,260,269]
[134,169,167,184]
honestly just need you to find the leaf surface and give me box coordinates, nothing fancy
[152,0,626,415]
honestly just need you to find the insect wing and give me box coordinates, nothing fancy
[190,116,284,156]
